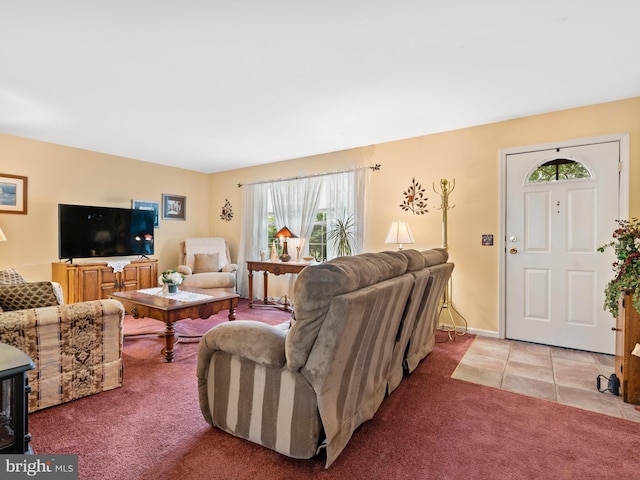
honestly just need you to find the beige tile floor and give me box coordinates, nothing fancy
[452,335,640,422]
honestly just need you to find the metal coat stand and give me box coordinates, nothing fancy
[434,178,468,340]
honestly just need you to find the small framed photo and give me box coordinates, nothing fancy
[0,174,28,214]
[162,194,186,220]
[132,200,160,227]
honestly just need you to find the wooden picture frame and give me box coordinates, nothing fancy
[0,174,28,214]
[162,194,186,220]
[132,200,160,227]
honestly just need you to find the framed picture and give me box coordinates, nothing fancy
[162,194,186,220]
[0,174,28,214]
[132,200,160,227]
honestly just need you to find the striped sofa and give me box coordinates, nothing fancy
[0,277,124,412]
[197,249,453,467]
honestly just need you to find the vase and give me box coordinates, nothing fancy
[167,283,178,294]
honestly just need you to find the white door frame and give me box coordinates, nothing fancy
[498,133,630,340]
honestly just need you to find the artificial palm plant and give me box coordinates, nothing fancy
[328,212,357,257]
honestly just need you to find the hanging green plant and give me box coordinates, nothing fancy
[400,177,429,215]
[598,218,640,317]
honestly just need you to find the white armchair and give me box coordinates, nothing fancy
[177,237,237,295]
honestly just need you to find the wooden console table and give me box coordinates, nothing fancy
[246,260,307,311]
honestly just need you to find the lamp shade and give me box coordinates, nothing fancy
[274,226,298,239]
[385,221,414,250]
[0,227,6,242]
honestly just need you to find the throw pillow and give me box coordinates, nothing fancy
[0,267,27,284]
[0,281,60,311]
[193,253,220,274]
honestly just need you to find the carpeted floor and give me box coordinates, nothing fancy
[28,302,640,479]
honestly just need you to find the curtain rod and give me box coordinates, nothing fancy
[237,163,381,187]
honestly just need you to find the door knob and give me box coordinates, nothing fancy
[509,248,518,254]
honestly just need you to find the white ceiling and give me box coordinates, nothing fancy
[2,1,640,174]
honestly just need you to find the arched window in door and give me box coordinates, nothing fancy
[527,158,592,183]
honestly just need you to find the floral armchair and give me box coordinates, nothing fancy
[0,268,124,412]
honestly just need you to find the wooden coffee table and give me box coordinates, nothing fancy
[110,288,238,362]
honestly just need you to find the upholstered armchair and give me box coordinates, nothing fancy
[0,268,124,412]
[177,237,237,295]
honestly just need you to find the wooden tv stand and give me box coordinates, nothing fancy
[52,259,158,303]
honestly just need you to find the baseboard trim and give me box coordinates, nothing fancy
[466,327,499,338]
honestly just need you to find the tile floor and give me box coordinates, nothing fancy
[451,335,640,422]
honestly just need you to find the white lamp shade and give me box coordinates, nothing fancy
[385,221,414,246]
[0,227,6,242]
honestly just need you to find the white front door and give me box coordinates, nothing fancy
[505,140,621,354]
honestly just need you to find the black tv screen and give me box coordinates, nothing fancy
[58,204,155,260]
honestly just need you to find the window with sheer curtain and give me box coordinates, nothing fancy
[237,168,368,299]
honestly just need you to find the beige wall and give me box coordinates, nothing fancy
[0,134,211,280]
[209,97,640,334]
[1,97,638,334]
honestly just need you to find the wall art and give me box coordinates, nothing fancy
[0,173,28,214]
[162,194,186,220]
[400,177,428,215]
[220,198,233,222]
[132,200,160,227]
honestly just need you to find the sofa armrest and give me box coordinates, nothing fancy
[177,264,193,276]
[221,263,238,273]
[197,321,286,378]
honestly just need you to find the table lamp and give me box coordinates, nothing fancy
[384,221,414,250]
[275,226,298,262]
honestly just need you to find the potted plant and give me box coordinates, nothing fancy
[160,269,185,294]
[328,211,357,257]
[598,218,640,317]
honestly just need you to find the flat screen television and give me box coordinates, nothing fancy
[58,204,155,261]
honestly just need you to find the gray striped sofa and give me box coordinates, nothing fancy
[197,249,453,467]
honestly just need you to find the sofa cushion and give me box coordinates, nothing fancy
[421,248,449,266]
[0,282,60,311]
[0,267,27,284]
[181,272,236,289]
[193,253,221,273]
[399,249,426,271]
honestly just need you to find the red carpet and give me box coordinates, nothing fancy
[29,301,640,479]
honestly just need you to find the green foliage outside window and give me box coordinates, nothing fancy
[308,211,327,262]
[528,159,591,183]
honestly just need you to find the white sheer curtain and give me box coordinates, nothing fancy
[238,167,370,300]
[271,176,322,257]
[324,168,368,259]
[237,183,269,299]
[271,176,322,296]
